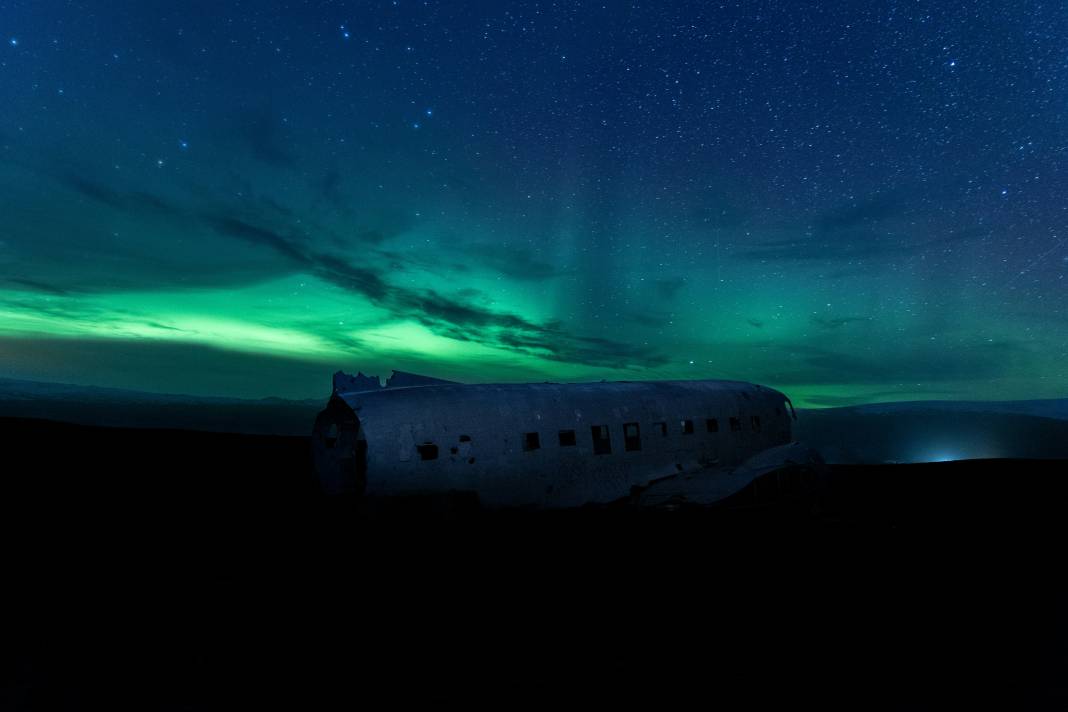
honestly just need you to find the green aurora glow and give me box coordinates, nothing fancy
[1,2,1066,405]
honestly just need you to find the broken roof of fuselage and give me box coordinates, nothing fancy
[326,370,796,435]
[330,369,785,401]
[332,369,461,395]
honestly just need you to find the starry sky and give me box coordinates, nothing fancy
[1,1,1066,404]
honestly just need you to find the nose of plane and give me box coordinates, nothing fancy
[312,407,367,496]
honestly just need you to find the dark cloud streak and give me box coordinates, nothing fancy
[236,107,298,168]
[203,209,666,369]
[733,229,978,262]
[811,315,871,329]
[15,172,669,369]
[759,339,1026,387]
[3,277,80,296]
[814,193,904,234]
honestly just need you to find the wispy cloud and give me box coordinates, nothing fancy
[733,191,983,263]
[732,230,976,262]
[810,315,871,329]
[204,213,666,368]
[2,277,81,296]
[234,106,298,168]
[758,339,1026,386]
[50,174,666,370]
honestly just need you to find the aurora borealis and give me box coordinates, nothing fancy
[1,1,1066,404]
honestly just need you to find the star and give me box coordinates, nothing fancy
[8,38,17,47]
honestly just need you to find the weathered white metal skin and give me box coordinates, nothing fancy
[311,372,819,508]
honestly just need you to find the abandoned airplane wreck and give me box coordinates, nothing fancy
[312,370,824,509]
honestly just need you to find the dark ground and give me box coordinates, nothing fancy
[2,416,1066,709]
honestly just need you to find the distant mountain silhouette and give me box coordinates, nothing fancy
[820,398,1068,421]
[0,377,320,435]
[0,377,321,405]
[3,377,1067,462]
[798,401,1068,463]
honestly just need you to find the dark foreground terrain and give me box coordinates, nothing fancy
[3,417,1066,709]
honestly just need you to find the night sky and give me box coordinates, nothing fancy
[1,1,1066,404]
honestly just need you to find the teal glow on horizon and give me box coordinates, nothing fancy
[1,3,1066,404]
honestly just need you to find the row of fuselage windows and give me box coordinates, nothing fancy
[416,415,764,461]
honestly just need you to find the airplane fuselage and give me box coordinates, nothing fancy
[312,377,800,508]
